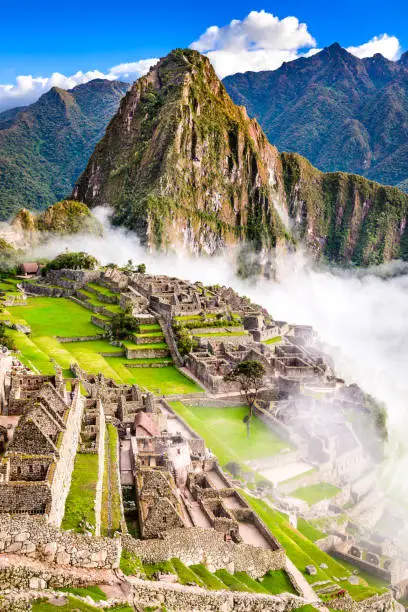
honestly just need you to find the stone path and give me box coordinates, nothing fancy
[285,558,329,611]
[120,439,133,486]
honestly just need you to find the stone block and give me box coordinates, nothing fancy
[305,565,317,575]
[55,551,70,565]
[43,542,58,557]
[29,577,47,590]
[90,549,107,563]
[22,541,36,553]
[5,542,22,553]
[15,531,30,542]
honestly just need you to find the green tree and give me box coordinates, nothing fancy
[137,263,146,273]
[224,360,266,438]
[109,309,140,340]
[44,251,98,272]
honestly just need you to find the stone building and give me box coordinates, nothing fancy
[0,371,83,525]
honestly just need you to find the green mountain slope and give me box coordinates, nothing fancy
[73,48,290,253]
[0,79,130,220]
[223,43,408,192]
[73,48,408,265]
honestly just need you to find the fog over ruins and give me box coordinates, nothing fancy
[0,210,403,610]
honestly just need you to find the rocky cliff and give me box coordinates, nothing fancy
[73,49,290,254]
[73,48,408,265]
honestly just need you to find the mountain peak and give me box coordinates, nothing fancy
[72,48,285,252]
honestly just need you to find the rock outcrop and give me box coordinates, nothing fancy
[73,48,408,265]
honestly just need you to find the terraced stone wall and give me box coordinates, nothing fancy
[0,515,121,568]
[122,527,286,578]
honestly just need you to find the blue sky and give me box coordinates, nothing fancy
[0,0,407,110]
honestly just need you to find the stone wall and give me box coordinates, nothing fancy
[127,577,307,612]
[125,347,170,359]
[94,399,106,536]
[122,527,286,578]
[57,335,105,343]
[0,515,121,568]
[330,549,393,583]
[47,385,84,527]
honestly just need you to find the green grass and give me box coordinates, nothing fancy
[293,607,320,612]
[143,560,176,578]
[139,324,161,332]
[234,572,269,593]
[32,597,133,612]
[263,336,282,344]
[106,361,203,394]
[297,518,326,542]
[123,340,167,350]
[242,493,386,601]
[214,569,250,592]
[61,454,99,533]
[171,558,205,586]
[169,402,290,466]
[5,298,200,394]
[101,424,122,536]
[189,564,229,590]
[260,569,297,595]
[66,339,123,353]
[58,586,106,602]
[10,297,99,337]
[120,550,145,577]
[292,483,341,506]
[87,282,118,297]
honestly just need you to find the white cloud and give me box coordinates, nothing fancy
[347,34,401,61]
[109,58,159,81]
[190,10,317,78]
[0,58,158,113]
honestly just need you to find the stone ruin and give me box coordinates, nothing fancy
[0,367,83,526]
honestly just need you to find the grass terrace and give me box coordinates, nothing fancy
[32,597,133,612]
[292,483,341,506]
[5,296,202,394]
[242,494,388,601]
[263,336,282,345]
[120,551,298,595]
[101,424,122,536]
[169,402,290,466]
[86,282,119,297]
[61,453,99,533]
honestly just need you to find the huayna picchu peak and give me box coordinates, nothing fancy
[73,48,408,266]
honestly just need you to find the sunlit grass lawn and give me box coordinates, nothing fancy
[10,297,99,337]
[106,359,203,394]
[168,402,290,465]
[61,454,99,533]
[6,297,204,394]
[292,483,341,506]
